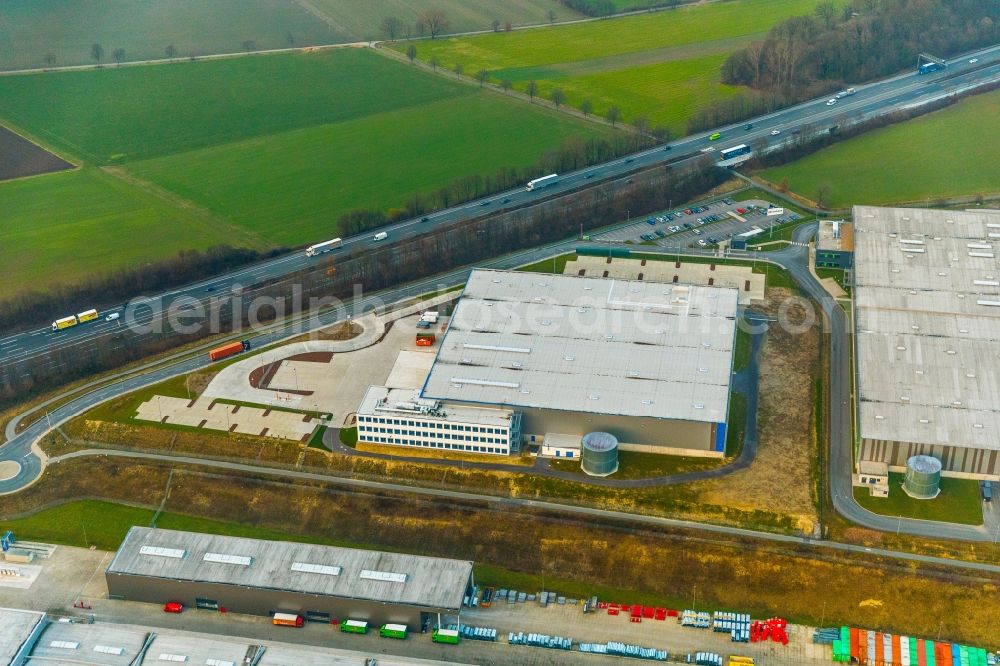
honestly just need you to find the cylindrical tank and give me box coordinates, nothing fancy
[581,432,619,477]
[903,455,941,499]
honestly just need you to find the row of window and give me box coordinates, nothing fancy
[358,414,506,435]
[365,435,507,454]
[359,426,506,445]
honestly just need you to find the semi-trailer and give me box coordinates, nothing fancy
[379,624,408,639]
[341,620,369,634]
[208,340,250,361]
[51,308,100,332]
[305,237,343,256]
[526,174,558,191]
[272,613,304,627]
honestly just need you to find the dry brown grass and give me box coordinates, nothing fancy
[687,286,821,533]
[355,441,535,466]
[4,456,999,648]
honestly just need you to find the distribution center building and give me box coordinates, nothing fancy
[106,527,473,628]
[853,206,1000,480]
[414,268,739,457]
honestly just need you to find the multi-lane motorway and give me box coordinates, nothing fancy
[2,46,1000,551]
[3,44,1000,367]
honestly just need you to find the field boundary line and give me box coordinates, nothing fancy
[0,116,85,168]
[372,45,631,135]
[100,166,265,249]
[291,0,352,36]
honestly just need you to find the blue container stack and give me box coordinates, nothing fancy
[580,641,669,661]
[687,651,723,665]
[712,611,751,643]
[508,632,572,650]
[680,610,712,628]
[455,625,497,641]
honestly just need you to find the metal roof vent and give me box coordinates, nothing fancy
[973,423,985,429]
[642,399,653,405]
[564,356,575,361]
[919,419,930,424]
[589,395,600,400]
[874,415,885,420]
[492,278,501,283]
[900,396,910,401]
[693,403,705,409]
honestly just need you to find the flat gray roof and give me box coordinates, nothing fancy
[107,527,472,611]
[854,205,1000,449]
[358,386,514,427]
[0,607,44,665]
[30,618,468,665]
[421,269,738,424]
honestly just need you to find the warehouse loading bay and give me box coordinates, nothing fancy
[4,542,834,666]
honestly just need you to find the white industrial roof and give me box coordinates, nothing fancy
[27,618,468,665]
[0,607,44,666]
[421,269,738,424]
[854,206,1000,449]
[107,527,471,611]
[358,385,514,427]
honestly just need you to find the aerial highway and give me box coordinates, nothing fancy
[2,44,999,367]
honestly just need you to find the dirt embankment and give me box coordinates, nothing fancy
[3,457,998,647]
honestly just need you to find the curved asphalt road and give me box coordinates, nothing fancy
[3,45,1000,367]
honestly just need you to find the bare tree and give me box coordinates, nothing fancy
[550,88,565,109]
[286,32,295,46]
[453,62,464,78]
[429,55,440,71]
[406,44,417,62]
[525,80,538,101]
[418,10,450,39]
[580,99,593,117]
[504,22,513,32]
[43,53,56,68]
[242,40,256,52]
[112,48,125,66]
[632,115,650,135]
[605,105,620,126]
[500,79,513,93]
[475,69,489,87]
[816,183,833,208]
[815,1,837,28]
[165,44,177,60]
[381,16,404,40]
[492,19,501,32]
[90,43,104,65]
[547,9,556,24]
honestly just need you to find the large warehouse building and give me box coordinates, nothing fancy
[853,206,1000,481]
[363,268,739,458]
[106,527,473,629]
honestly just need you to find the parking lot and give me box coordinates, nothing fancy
[593,196,805,251]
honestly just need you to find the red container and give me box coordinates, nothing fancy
[666,609,679,617]
[643,607,654,618]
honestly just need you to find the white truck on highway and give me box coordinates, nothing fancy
[305,237,343,256]
[526,174,558,191]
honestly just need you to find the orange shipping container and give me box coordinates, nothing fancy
[892,634,902,666]
[209,341,244,361]
[875,633,884,665]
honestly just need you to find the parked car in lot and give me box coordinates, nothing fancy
[983,480,993,502]
[684,208,693,215]
[736,208,747,214]
[646,218,656,225]
[683,222,693,229]
[655,229,666,237]
[708,237,719,244]
[697,239,707,246]
[693,229,703,235]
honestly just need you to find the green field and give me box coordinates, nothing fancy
[0,48,608,295]
[0,168,241,300]
[853,474,983,526]
[0,0,347,71]
[311,0,581,40]
[0,49,469,164]
[760,90,1000,208]
[395,0,822,134]
[0,1,585,72]
[127,94,594,245]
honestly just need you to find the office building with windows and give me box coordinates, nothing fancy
[356,386,520,456]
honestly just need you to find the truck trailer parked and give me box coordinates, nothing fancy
[432,628,460,644]
[341,620,369,634]
[379,624,408,639]
[272,613,304,627]
[208,340,250,361]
